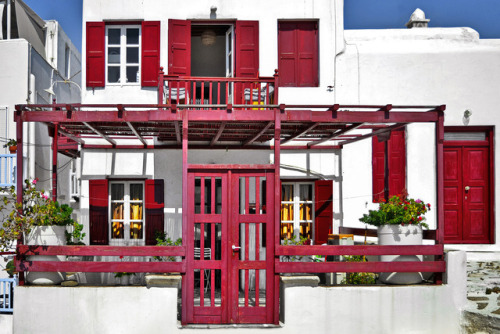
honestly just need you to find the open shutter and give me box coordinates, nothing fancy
[372,136,386,203]
[145,179,164,245]
[314,180,332,245]
[278,22,297,87]
[297,21,318,87]
[141,21,161,86]
[235,20,259,103]
[86,22,105,88]
[168,19,191,76]
[89,179,108,245]
[388,129,406,197]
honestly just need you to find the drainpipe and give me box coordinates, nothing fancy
[6,0,11,40]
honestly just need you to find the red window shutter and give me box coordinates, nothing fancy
[235,20,259,104]
[278,22,297,87]
[141,21,161,87]
[388,129,406,197]
[314,180,333,245]
[86,22,105,88]
[145,179,164,245]
[297,22,318,87]
[168,19,191,76]
[372,136,386,203]
[89,179,109,245]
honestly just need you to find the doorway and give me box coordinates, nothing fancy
[443,127,494,243]
[183,169,276,324]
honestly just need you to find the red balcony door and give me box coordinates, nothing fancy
[185,169,275,324]
[444,129,493,243]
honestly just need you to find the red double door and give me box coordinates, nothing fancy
[184,169,276,324]
[444,140,492,243]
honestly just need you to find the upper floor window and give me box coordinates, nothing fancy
[278,21,319,87]
[106,25,141,84]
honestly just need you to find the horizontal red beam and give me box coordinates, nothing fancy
[17,245,185,257]
[188,164,275,170]
[276,244,443,256]
[338,227,437,240]
[17,260,186,273]
[275,261,446,273]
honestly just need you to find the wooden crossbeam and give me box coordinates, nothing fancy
[308,123,363,147]
[281,122,319,144]
[210,122,226,146]
[243,121,273,146]
[83,122,117,147]
[341,123,407,146]
[126,122,147,147]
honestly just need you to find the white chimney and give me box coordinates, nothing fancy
[406,8,430,29]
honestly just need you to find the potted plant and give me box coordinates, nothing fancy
[0,179,77,285]
[3,139,17,153]
[359,194,431,284]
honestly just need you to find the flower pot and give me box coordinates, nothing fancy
[25,225,67,285]
[8,145,17,153]
[377,225,423,285]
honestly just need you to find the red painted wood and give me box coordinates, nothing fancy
[17,245,185,256]
[86,22,105,87]
[18,260,185,273]
[276,244,444,256]
[52,124,59,201]
[314,180,333,245]
[182,112,190,324]
[372,135,386,202]
[235,21,259,104]
[168,19,191,76]
[275,261,446,273]
[89,179,109,245]
[15,117,25,285]
[145,179,164,245]
[141,21,161,86]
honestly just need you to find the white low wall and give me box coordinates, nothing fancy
[0,314,13,334]
[13,251,467,334]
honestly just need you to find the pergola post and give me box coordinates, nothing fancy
[435,108,445,284]
[52,122,59,202]
[15,108,25,285]
[273,106,281,324]
[181,109,189,323]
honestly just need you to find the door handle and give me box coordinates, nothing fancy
[465,186,470,192]
[232,245,241,252]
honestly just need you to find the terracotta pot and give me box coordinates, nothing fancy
[378,225,423,284]
[8,145,17,153]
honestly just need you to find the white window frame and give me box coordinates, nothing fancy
[280,182,315,241]
[69,158,80,200]
[109,181,145,245]
[105,25,141,85]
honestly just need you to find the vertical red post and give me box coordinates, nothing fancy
[273,107,281,324]
[435,108,445,284]
[181,109,189,323]
[273,69,279,104]
[158,67,164,105]
[52,122,59,202]
[15,109,25,285]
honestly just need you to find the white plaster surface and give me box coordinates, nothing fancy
[0,314,12,334]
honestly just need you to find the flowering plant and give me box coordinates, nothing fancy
[359,195,430,228]
[0,179,78,251]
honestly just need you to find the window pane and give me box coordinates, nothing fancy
[108,28,120,44]
[281,184,293,201]
[111,184,124,200]
[108,47,120,64]
[112,221,124,239]
[300,222,312,240]
[126,28,139,44]
[112,203,124,220]
[108,66,120,83]
[281,223,293,240]
[130,184,143,201]
[300,203,312,221]
[280,204,293,221]
[300,184,312,201]
[126,47,139,63]
[130,222,143,239]
[130,203,143,220]
[126,66,139,83]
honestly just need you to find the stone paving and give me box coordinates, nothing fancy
[463,261,500,333]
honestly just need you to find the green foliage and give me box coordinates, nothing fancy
[359,195,430,228]
[3,139,17,148]
[5,260,15,277]
[154,231,182,262]
[65,221,86,245]
[0,179,77,251]
[341,256,377,285]
[282,235,309,262]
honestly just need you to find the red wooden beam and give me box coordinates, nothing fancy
[18,260,186,273]
[83,122,117,146]
[243,121,273,146]
[174,121,181,143]
[275,261,446,273]
[340,123,407,146]
[210,122,226,146]
[17,245,185,257]
[276,244,444,256]
[126,121,147,147]
[281,122,319,144]
[308,123,363,147]
[58,128,85,145]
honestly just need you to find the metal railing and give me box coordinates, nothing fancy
[0,154,16,189]
[0,277,17,313]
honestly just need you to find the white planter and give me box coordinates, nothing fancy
[25,225,67,285]
[377,225,423,285]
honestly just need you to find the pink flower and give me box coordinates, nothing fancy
[41,193,48,199]
[32,179,37,185]
[416,199,422,203]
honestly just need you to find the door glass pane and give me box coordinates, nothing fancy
[112,220,124,239]
[111,184,124,200]
[130,221,143,239]
[130,184,143,200]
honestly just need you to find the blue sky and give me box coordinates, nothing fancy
[23,0,500,53]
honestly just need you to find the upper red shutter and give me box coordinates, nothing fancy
[297,21,318,87]
[168,19,191,76]
[372,136,386,203]
[388,129,406,197]
[141,21,161,87]
[86,22,105,88]
[145,179,165,245]
[89,179,109,245]
[235,20,259,103]
[278,22,297,87]
[314,180,333,245]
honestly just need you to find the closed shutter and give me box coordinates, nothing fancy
[89,179,109,245]
[168,19,191,76]
[235,20,259,104]
[86,22,105,88]
[314,180,332,245]
[278,22,297,87]
[145,179,164,245]
[141,21,161,86]
[372,129,406,202]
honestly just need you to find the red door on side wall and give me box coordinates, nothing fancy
[444,129,493,243]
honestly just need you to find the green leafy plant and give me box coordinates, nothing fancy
[3,139,17,148]
[359,195,430,228]
[341,256,377,285]
[282,235,309,262]
[65,221,86,245]
[154,231,182,262]
[0,179,77,251]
